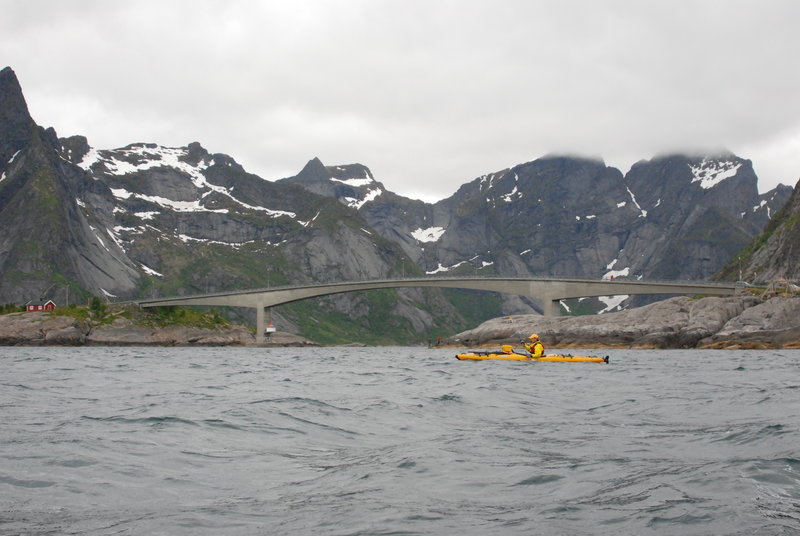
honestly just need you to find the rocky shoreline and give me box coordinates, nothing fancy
[445,296,800,350]
[0,313,316,347]
[3,296,800,349]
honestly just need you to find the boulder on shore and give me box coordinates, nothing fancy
[0,312,90,345]
[446,296,800,350]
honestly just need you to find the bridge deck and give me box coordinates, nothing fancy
[137,277,738,344]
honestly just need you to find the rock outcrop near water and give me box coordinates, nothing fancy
[0,312,313,346]
[446,296,800,349]
[3,296,800,349]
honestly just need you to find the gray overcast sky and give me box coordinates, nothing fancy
[2,0,799,201]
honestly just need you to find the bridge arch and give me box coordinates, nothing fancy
[138,277,737,344]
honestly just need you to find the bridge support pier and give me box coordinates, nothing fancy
[256,305,265,344]
[543,297,561,317]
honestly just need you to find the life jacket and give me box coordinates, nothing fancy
[525,341,544,357]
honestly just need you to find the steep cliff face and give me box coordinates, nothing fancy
[0,67,34,166]
[0,68,141,303]
[621,154,770,281]
[423,157,637,278]
[716,176,800,282]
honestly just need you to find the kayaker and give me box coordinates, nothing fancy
[524,333,544,357]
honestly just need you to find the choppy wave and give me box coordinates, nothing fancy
[1,346,798,535]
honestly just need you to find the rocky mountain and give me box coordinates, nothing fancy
[0,67,466,344]
[0,66,795,343]
[0,68,141,304]
[282,151,792,313]
[715,175,800,282]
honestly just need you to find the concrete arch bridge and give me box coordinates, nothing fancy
[137,276,738,344]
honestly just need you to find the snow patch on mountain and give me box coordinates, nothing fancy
[110,187,228,214]
[134,211,159,221]
[85,144,296,218]
[626,187,647,218]
[299,211,321,227]
[77,147,100,171]
[751,200,772,219]
[412,226,446,243]
[140,263,163,277]
[599,295,628,313]
[100,288,117,298]
[105,227,126,250]
[330,176,373,187]
[425,256,494,275]
[501,185,521,203]
[603,258,630,279]
[343,187,382,209]
[426,263,451,274]
[89,225,108,252]
[178,234,257,248]
[425,258,482,274]
[479,172,503,192]
[114,225,143,235]
[689,158,741,189]
[90,145,214,185]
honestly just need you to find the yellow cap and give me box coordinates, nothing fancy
[528,333,539,340]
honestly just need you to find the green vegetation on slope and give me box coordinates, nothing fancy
[715,187,800,281]
[1,303,235,331]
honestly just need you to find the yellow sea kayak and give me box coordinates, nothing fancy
[455,352,609,363]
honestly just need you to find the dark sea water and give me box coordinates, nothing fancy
[1,346,798,535]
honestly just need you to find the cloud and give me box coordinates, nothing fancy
[2,0,799,200]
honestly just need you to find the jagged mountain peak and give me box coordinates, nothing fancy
[0,67,30,120]
[0,66,37,167]
[281,157,384,210]
[294,156,328,183]
[292,157,376,185]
